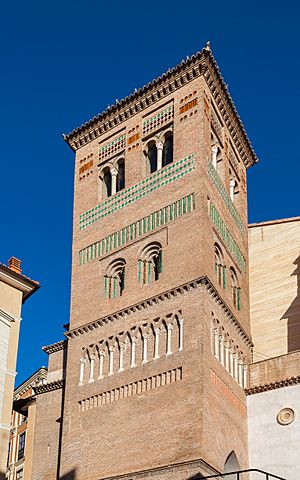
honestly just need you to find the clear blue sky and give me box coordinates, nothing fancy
[1,0,299,385]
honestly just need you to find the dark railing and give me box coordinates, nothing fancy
[201,469,285,480]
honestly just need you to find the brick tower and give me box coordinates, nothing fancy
[58,44,257,480]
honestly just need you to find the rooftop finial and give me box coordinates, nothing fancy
[205,41,211,51]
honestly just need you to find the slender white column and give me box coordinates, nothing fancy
[230,178,235,202]
[212,145,218,169]
[130,338,136,367]
[111,168,118,195]
[178,318,184,351]
[219,336,225,365]
[156,141,164,170]
[225,343,230,370]
[98,353,104,379]
[108,347,114,375]
[214,329,219,359]
[243,365,248,388]
[79,358,86,385]
[154,328,160,359]
[233,353,238,379]
[238,360,243,386]
[166,324,173,355]
[119,343,125,371]
[89,356,95,383]
[229,349,234,374]
[142,334,148,363]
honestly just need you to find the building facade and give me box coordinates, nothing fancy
[30,44,259,480]
[0,258,39,480]
[6,367,47,480]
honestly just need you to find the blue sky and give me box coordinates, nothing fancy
[1,0,299,385]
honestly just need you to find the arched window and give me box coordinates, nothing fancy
[117,159,125,192]
[214,244,226,288]
[230,267,240,310]
[104,258,126,299]
[162,134,173,167]
[102,167,112,198]
[138,242,162,285]
[224,451,240,479]
[146,142,158,174]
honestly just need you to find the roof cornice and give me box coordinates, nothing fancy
[63,46,258,168]
[65,275,253,348]
[42,339,66,355]
[34,379,64,395]
[246,375,300,395]
[0,264,39,303]
[14,367,48,399]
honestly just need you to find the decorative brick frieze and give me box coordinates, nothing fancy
[208,161,246,233]
[99,134,126,162]
[78,154,94,181]
[65,276,252,348]
[210,369,246,415]
[229,146,240,178]
[79,155,195,230]
[79,367,182,412]
[245,376,300,395]
[79,193,195,265]
[64,47,258,169]
[209,201,245,271]
[142,105,173,136]
[42,340,66,355]
[211,108,223,144]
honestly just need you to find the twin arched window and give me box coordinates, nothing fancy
[104,258,126,299]
[101,158,125,199]
[138,242,162,285]
[145,133,173,175]
[214,243,226,288]
[230,267,241,310]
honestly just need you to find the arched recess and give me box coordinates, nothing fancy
[224,451,240,478]
[138,242,162,284]
[214,243,226,288]
[162,132,173,167]
[117,158,125,192]
[104,258,126,299]
[145,141,158,174]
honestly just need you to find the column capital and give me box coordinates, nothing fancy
[110,167,118,177]
[156,141,164,151]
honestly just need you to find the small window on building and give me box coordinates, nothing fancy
[18,432,26,460]
[214,243,226,288]
[162,133,173,167]
[104,258,126,299]
[102,167,112,198]
[146,142,158,174]
[138,242,162,285]
[230,267,241,310]
[117,159,125,192]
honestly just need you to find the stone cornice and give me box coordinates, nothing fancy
[34,379,64,395]
[42,339,66,355]
[63,46,258,168]
[14,367,48,399]
[0,264,39,303]
[65,276,252,348]
[245,375,300,395]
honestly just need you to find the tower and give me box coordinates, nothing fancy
[59,45,257,479]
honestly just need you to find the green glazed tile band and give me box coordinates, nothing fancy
[208,161,245,233]
[143,106,173,126]
[78,192,195,265]
[99,134,126,153]
[79,154,195,230]
[209,202,246,271]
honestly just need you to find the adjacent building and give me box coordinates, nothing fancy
[0,258,39,480]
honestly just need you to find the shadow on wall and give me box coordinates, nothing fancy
[60,469,76,480]
[282,255,300,353]
[0,470,5,480]
[188,473,205,480]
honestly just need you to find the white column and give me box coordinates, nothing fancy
[229,349,234,374]
[243,365,248,388]
[178,318,184,351]
[119,343,125,371]
[233,352,238,380]
[130,338,136,367]
[154,328,160,359]
[230,178,235,202]
[211,145,218,169]
[214,329,219,359]
[89,356,95,383]
[219,336,225,365]
[111,168,118,195]
[142,334,148,363]
[225,343,230,370]
[79,358,86,385]
[166,324,173,355]
[156,141,164,170]
[238,360,243,386]
[98,352,104,379]
[108,347,114,375]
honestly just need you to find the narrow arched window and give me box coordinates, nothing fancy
[139,242,162,285]
[104,258,126,299]
[230,267,240,309]
[147,143,158,174]
[117,159,125,192]
[102,167,112,198]
[162,134,173,167]
[214,244,226,288]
